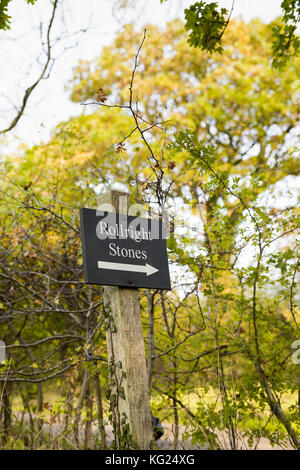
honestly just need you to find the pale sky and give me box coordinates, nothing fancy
[0,0,287,152]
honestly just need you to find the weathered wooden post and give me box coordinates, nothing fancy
[97,190,152,449]
[80,189,170,448]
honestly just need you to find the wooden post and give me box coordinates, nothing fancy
[97,190,152,449]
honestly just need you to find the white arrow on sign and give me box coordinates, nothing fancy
[98,261,159,277]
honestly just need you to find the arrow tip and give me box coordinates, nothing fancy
[146,263,159,276]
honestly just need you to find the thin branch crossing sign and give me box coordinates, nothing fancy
[80,208,171,290]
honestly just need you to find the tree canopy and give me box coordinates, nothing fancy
[0,0,37,30]
[0,7,299,450]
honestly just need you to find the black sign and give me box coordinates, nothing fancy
[80,208,171,290]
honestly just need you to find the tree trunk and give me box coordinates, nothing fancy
[172,354,179,450]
